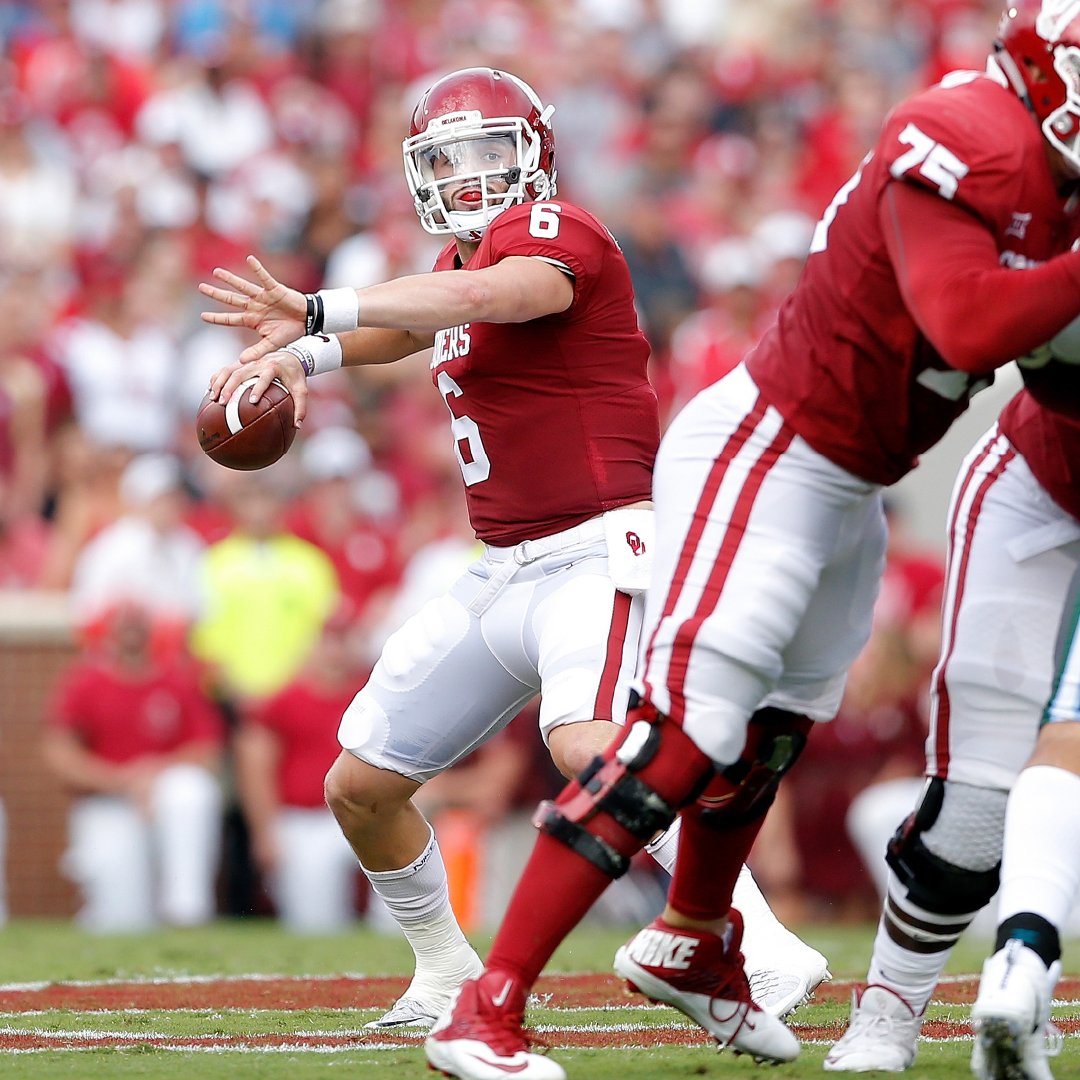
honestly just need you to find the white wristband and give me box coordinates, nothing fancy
[282,334,343,377]
[317,287,360,333]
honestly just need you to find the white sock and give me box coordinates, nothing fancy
[866,913,948,1014]
[644,817,679,874]
[997,765,1080,929]
[362,825,479,987]
[864,865,990,1014]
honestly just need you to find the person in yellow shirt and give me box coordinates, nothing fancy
[191,473,339,703]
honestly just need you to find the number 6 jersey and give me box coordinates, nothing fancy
[429,199,659,546]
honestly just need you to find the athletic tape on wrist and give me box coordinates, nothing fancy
[281,334,343,377]
[316,287,361,333]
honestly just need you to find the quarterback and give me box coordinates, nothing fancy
[201,67,825,1036]
[423,5,1080,1079]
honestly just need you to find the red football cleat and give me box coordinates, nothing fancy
[613,909,800,1063]
[424,970,565,1080]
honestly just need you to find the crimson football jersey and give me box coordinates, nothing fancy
[748,72,1080,486]
[1000,386,1080,521]
[429,200,658,545]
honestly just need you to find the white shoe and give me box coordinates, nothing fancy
[824,984,922,1072]
[613,912,800,1063]
[366,993,444,1029]
[970,942,1062,1080]
[745,945,831,1018]
[366,950,484,1030]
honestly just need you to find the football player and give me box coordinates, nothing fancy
[200,67,826,1040]
[825,384,1080,1078]
[823,5,1080,1078]
[417,4,1080,1077]
[971,577,1080,1080]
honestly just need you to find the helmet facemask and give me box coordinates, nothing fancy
[1045,42,1080,174]
[992,1,1080,177]
[403,109,555,242]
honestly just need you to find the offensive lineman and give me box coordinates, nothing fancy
[422,4,1080,1078]
[821,6,1080,1078]
[825,384,1080,1079]
[200,67,825,1035]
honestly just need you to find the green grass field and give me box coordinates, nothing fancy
[0,918,1076,1078]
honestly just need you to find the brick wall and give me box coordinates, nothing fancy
[0,593,78,917]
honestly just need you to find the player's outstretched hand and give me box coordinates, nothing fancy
[199,255,307,364]
[210,350,310,427]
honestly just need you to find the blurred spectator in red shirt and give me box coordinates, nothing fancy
[666,235,771,417]
[0,474,51,588]
[38,427,131,590]
[42,600,225,932]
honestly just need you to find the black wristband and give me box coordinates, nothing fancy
[304,293,326,336]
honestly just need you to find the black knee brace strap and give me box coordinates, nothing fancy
[570,754,677,838]
[886,777,1000,916]
[533,804,631,877]
[535,704,714,879]
[534,753,678,878]
[698,706,812,828]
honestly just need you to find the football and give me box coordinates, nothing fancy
[196,377,297,470]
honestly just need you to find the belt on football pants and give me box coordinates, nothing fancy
[467,516,607,617]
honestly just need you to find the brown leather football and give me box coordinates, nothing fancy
[196,377,296,471]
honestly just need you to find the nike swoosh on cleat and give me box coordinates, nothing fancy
[473,1055,529,1074]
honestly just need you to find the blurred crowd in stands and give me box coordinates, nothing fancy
[0,0,996,931]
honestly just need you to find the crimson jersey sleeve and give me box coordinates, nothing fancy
[481,201,615,308]
[878,81,1080,372]
[882,183,1080,372]
[746,74,1080,486]
[879,82,1028,229]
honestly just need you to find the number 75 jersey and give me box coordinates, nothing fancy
[429,200,659,546]
[747,70,1080,487]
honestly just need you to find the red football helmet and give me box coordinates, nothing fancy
[402,67,556,242]
[993,0,1080,175]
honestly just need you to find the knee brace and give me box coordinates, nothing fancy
[886,777,1003,916]
[534,698,715,879]
[696,707,813,828]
